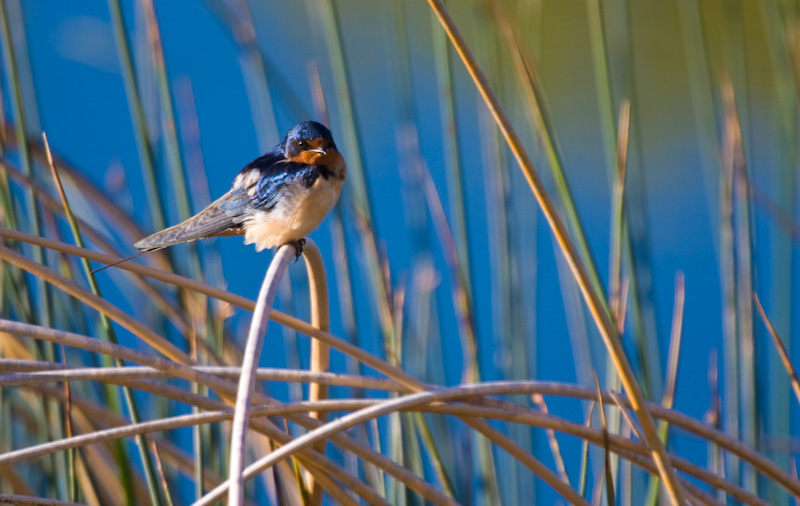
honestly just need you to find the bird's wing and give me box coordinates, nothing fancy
[219,152,319,213]
[135,149,318,251]
[133,192,242,250]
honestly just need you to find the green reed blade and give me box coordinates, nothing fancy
[107,0,166,234]
[44,135,164,506]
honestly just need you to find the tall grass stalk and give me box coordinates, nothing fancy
[645,273,686,505]
[476,100,509,505]
[44,133,168,506]
[431,3,474,318]
[577,401,596,498]
[390,8,463,502]
[304,26,404,497]
[302,241,333,506]
[488,0,609,320]
[722,5,758,493]
[107,0,166,233]
[425,0,685,502]
[758,3,797,503]
[719,75,742,492]
[0,0,41,270]
[1,50,134,490]
[0,14,59,487]
[215,0,279,151]
[594,373,616,506]
[585,0,660,402]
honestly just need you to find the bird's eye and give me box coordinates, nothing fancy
[297,140,307,149]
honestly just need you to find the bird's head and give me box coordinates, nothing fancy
[283,121,338,165]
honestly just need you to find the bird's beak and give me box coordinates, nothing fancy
[309,148,327,155]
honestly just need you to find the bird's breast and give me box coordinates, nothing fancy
[242,171,343,251]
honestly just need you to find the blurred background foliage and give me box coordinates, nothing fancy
[0,0,799,504]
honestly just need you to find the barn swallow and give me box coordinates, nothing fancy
[134,120,346,261]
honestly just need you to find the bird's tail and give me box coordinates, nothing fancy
[134,194,241,250]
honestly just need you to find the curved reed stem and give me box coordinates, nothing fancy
[228,244,294,506]
[11,381,766,506]
[0,494,86,506]
[8,355,791,502]
[0,362,397,391]
[0,159,192,335]
[197,384,587,506]
[3,229,798,500]
[0,243,189,363]
[52,231,577,504]
[5,350,780,505]
[0,228,429,392]
[0,319,456,506]
[0,323,391,505]
[301,240,331,506]
[0,400,374,467]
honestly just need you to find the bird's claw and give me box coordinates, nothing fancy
[290,238,306,263]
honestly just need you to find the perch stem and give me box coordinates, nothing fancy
[228,244,295,506]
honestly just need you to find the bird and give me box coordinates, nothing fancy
[131,120,346,264]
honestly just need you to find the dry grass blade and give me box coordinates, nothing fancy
[594,373,616,506]
[608,392,646,450]
[0,495,86,506]
[728,76,758,493]
[41,140,79,494]
[647,272,686,504]
[0,243,189,363]
[0,161,188,332]
[532,393,571,486]
[0,362,400,391]
[425,0,684,502]
[610,100,631,326]
[751,185,800,243]
[149,440,175,506]
[43,132,165,506]
[754,293,800,405]
[664,272,686,409]
[0,399,374,468]
[61,346,76,502]
[578,401,596,497]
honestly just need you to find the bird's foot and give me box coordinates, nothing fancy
[289,238,306,263]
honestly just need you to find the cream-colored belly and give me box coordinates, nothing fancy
[242,177,342,251]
